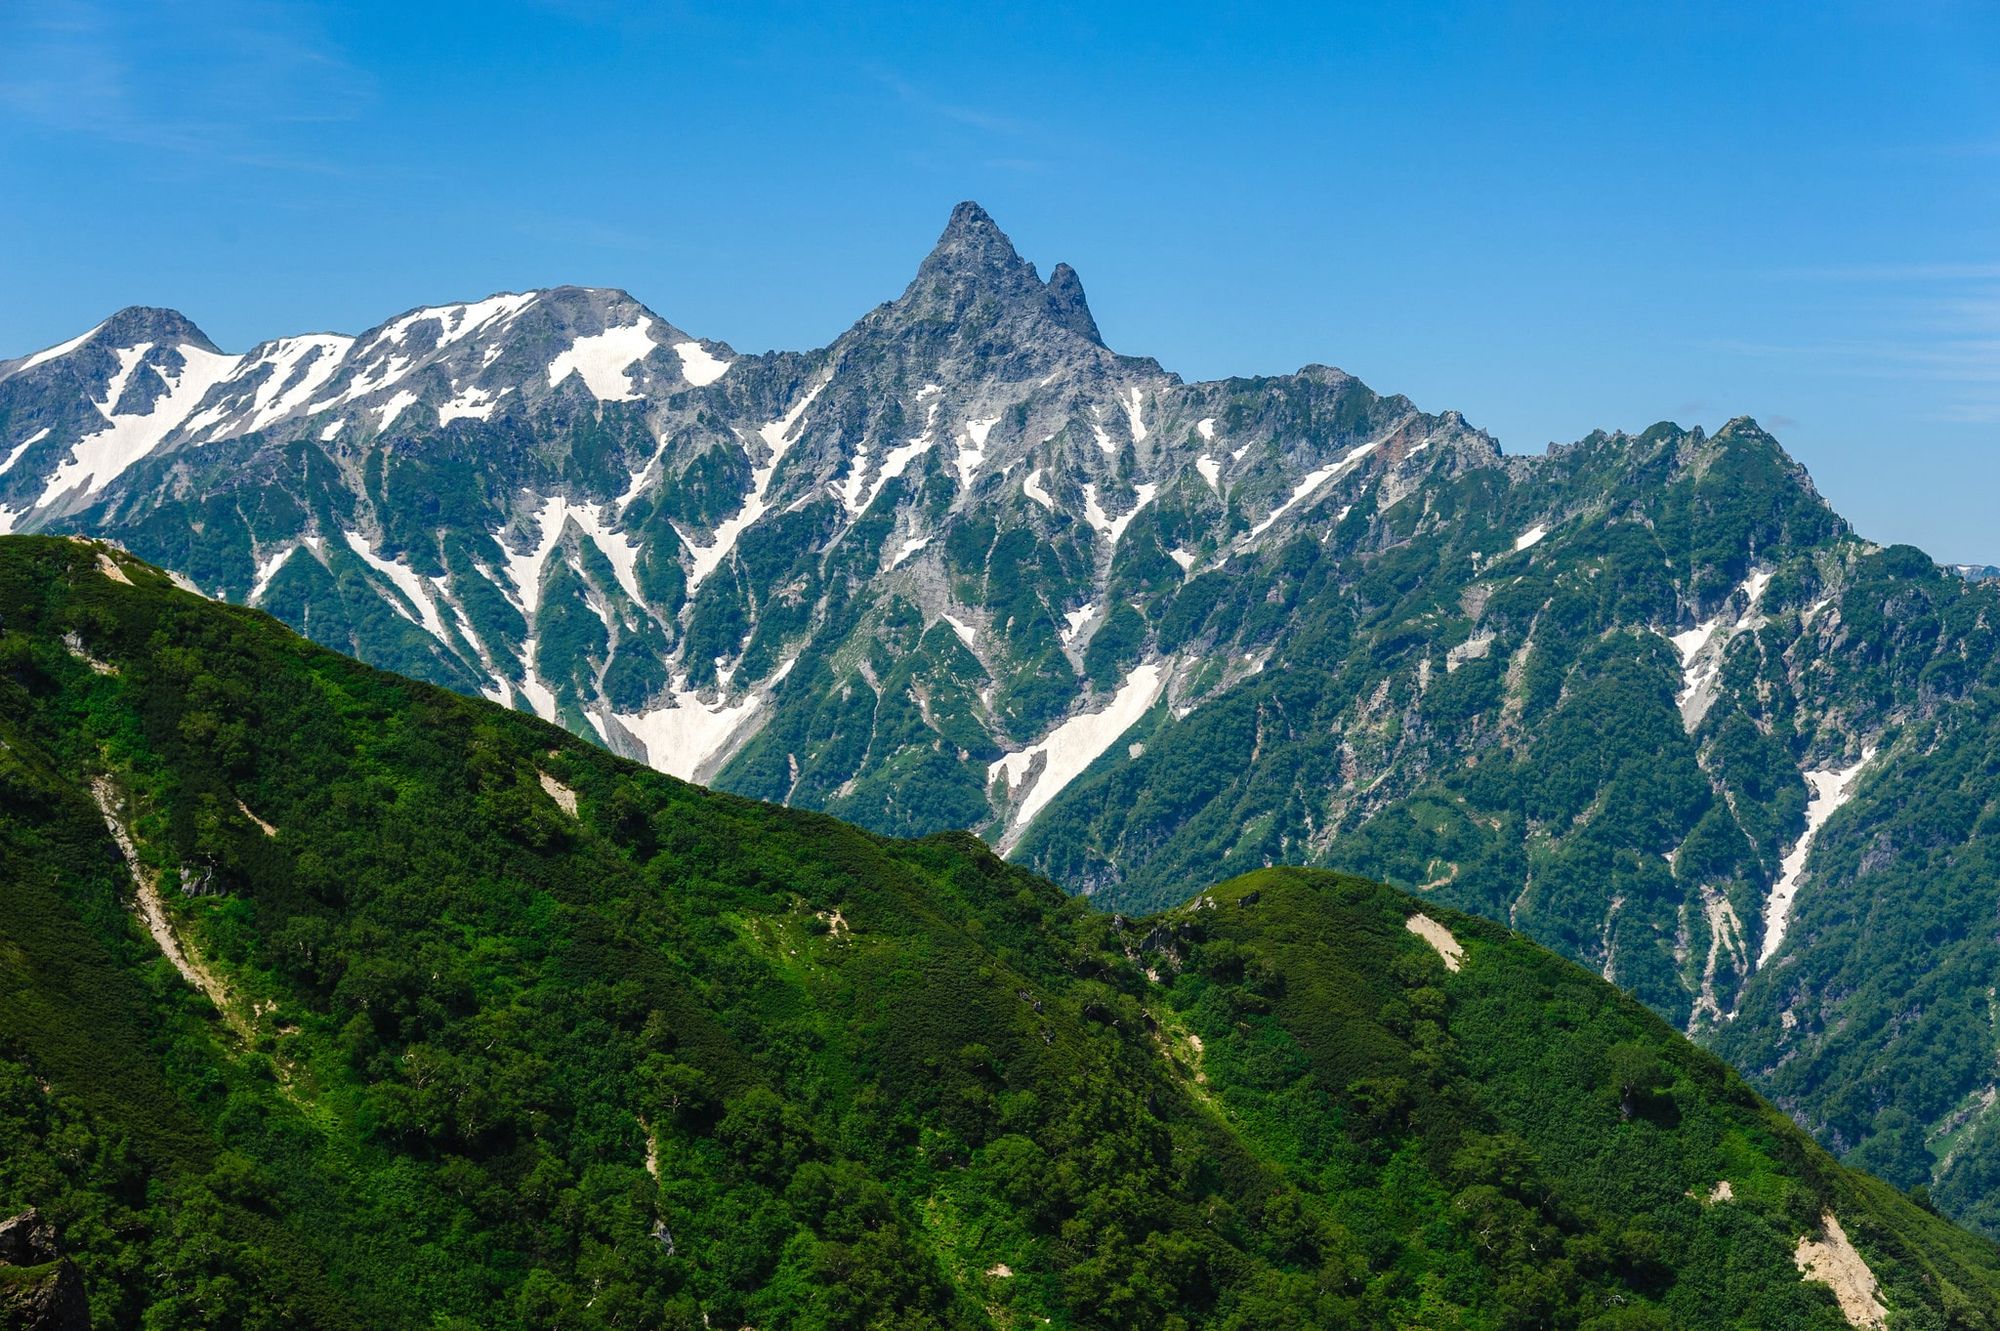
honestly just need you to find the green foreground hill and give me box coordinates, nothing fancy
[1,532,1996,1330]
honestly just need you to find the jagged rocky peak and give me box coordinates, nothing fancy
[915,200,1035,282]
[887,202,1103,349]
[1044,261,1102,345]
[1714,415,1777,445]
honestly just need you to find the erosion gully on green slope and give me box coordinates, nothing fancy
[2,533,1998,1330]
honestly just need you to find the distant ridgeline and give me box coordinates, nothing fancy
[8,205,2000,1237]
[6,534,2000,1328]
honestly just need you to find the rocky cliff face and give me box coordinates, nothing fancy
[0,1211,88,1331]
[0,202,1488,826]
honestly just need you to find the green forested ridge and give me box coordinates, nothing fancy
[2,533,1999,1329]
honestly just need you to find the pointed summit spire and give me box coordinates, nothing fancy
[883,201,1052,335]
[881,202,1108,352]
[943,199,1000,236]
[1044,262,1102,345]
[915,201,1032,284]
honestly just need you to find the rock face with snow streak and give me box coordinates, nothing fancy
[0,203,1488,806]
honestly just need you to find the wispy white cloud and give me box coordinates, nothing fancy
[1736,260,2000,423]
[0,0,374,173]
[1774,262,2000,282]
[1709,336,2000,382]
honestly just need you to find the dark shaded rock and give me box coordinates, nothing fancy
[0,1211,88,1331]
[0,1212,59,1268]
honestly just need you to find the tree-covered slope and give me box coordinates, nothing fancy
[1,534,1998,1329]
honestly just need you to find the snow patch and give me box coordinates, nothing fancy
[4,320,105,379]
[683,380,824,588]
[1061,602,1097,646]
[37,343,242,507]
[1090,413,1117,455]
[567,502,647,608]
[893,535,930,566]
[376,388,421,430]
[672,340,730,386]
[1023,467,1055,511]
[850,433,938,514]
[1514,524,1548,551]
[1247,439,1383,538]
[1196,417,1216,442]
[1119,386,1147,442]
[493,495,646,617]
[1756,751,1874,966]
[1082,482,1158,547]
[249,545,297,604]
[1169,547,1197,573]
[1195,455,1221,491]
[438,384,504,424]
[942,612,979,652]
[373,293,538,357]
[186,333,356,438]
[836,443,873,512]
[343,530,450,641]
[956,416,998,490]
[96,343,151,415]
[990,661,1166,836]
[1670,569,1773,730]
[614,682,761,781]
[547,319,657,401]
[249,335,353,430]
[516,639,559,720]
[495,496,571,617]
[0,427,49,474]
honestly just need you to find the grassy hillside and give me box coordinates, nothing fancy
[1,533,1996,1329]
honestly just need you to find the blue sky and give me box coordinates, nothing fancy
[3,2,1995,558]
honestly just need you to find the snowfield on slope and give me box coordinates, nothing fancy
[1756,751,1874,967]
[546,319,657,400]
[991,661,1166,840]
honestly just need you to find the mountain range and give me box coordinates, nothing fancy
[5,532,1998,1329]
[7,203,2000,1239]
